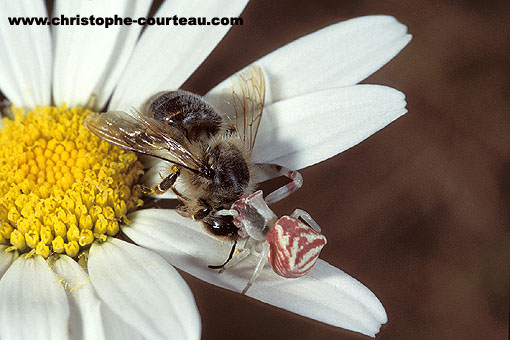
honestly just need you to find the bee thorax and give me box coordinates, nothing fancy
[206,139,251,202]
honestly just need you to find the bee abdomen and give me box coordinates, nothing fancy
[142,90,224,141]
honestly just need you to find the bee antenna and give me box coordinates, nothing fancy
[208,239,237,270]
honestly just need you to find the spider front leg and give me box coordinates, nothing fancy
[242,242,270,295]
[142,165,180,195]
[290,209,322,233]
[259,164,303,205]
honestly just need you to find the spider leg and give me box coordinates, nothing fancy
[259,164,303,205]
[242,242,270,295]
[290,208,321,233]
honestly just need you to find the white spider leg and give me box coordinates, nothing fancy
[242,242,270,295]
[215,209,239,218]
[291,209,322,233]
[262,165,303,205]
[218,246,251,274]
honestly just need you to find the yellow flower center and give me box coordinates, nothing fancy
[0,105,144,259]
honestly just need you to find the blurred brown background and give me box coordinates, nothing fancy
[180,1,509,339]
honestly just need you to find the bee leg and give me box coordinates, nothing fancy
[0,98,13,119]
[260,164,303,205]
[171,186,190,201]
[174,203,190,217]
[142,165,180,195]
[242,242,270,295]
[141,174,176,194]
[290,209,321,233]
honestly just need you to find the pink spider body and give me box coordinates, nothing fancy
[267,216,326,278]
[232,190,326,279]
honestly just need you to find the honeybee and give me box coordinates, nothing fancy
[84,66,266,238]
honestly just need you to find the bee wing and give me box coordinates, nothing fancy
[84,110,202,172]
[227,65,266,150]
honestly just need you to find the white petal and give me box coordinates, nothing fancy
[0,0,51,108]
[0,255,69,340]
[0,246,17,278]
[53,255,105,340]
[53,257,146,340]
[88,238,201,340]
[101,304,145,340]
[109,0,248,111]
[206,15,411,106]
[123,209,387,337]
[52,0,152,108]
[250,85,407,171]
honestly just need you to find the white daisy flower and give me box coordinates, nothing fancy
[0,0,411,339]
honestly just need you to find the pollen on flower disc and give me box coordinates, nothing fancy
[0,105,144,259]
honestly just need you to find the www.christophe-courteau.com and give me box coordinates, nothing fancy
[8,14,243,28]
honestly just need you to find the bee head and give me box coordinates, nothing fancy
[202,213,238,237]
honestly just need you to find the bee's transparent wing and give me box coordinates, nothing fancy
[84,110,202,172]
[226,66,266,150]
